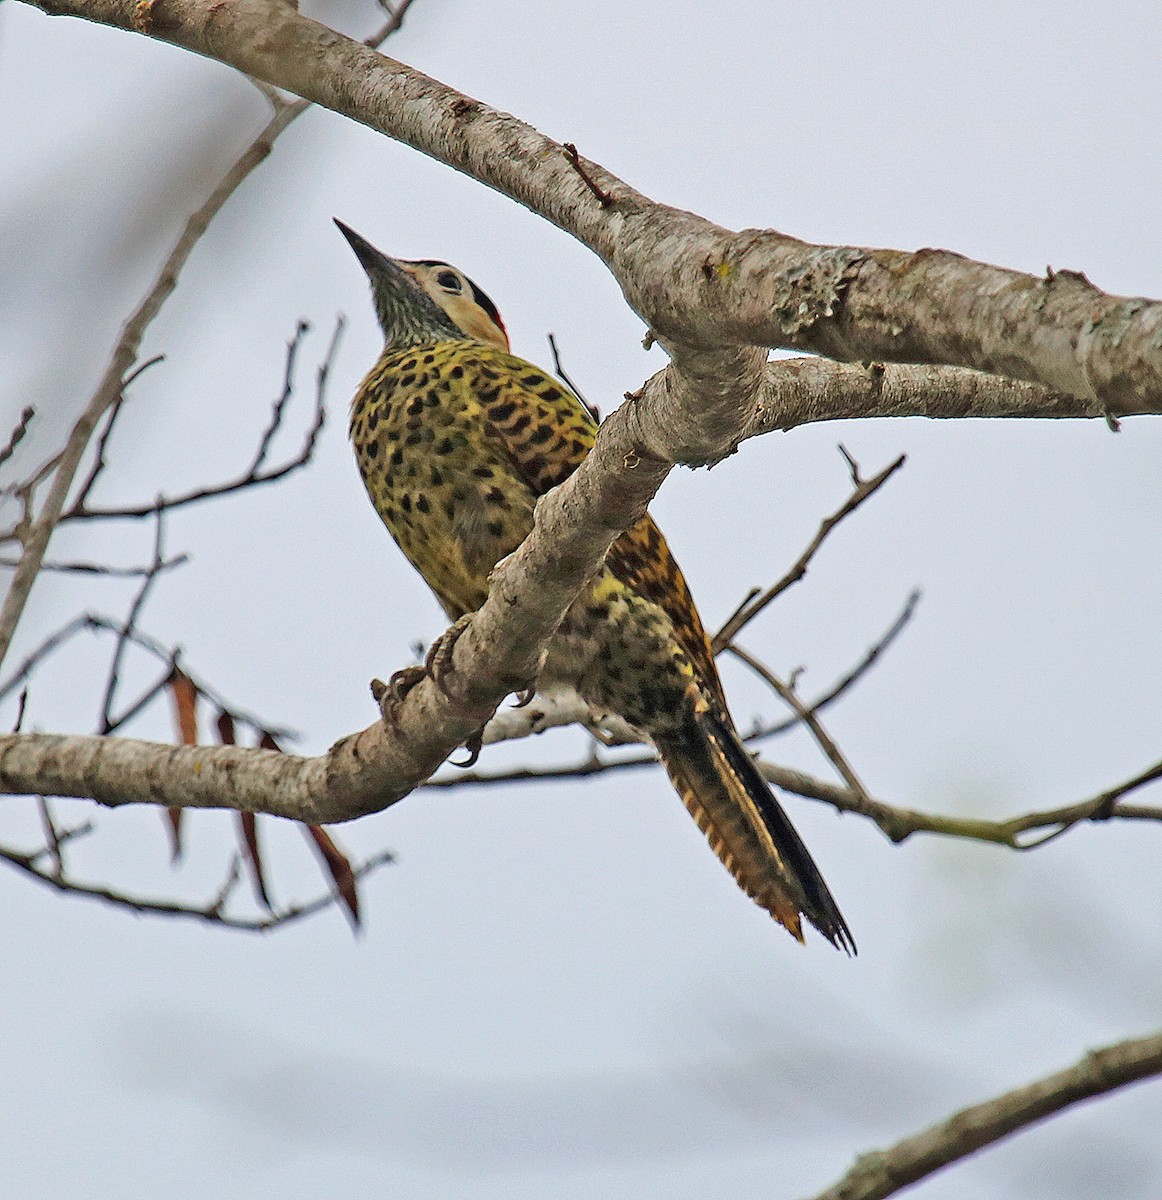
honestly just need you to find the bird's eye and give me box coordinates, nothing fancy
[436,270,462,293]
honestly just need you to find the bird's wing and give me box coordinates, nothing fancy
[475,347,726,704]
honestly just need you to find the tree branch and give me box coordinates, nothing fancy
[0,833,395,932]
[808,1029,1162,1200]
[24,0,1162,418]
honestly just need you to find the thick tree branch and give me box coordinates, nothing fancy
[808,1029,1162,1200]
[24,0,1162,417]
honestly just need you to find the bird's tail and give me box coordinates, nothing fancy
[654,706,855,953]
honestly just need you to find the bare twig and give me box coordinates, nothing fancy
[98,509,168,733]
[65,318,338,523]
[104,652,180,736]
[755,754,1162,849]
[713,451,906,651]
[562,142,615,207]
[67,357,164,515]
[727,643,874,807]
[0,553,188,578]
[422,730,1162,856]
[0,0,413,667]
[0,837,396,932]
[755,590,920,736]
[432,591,921,773]
[0,407,35,473]
[546,332,599,421]
[0,612,296,741]
[249,319,309,473]
[808,1028,1162,1200]
[37,797,63,876]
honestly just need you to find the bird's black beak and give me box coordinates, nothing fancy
[334,219,398,279]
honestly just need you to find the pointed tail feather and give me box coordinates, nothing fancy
[655,707,855,953]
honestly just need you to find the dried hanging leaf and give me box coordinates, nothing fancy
[262,732,358,926]
[164,669,200,861]
[213,712,271,910]
[168,669,199,745]
[236,811,272,911]
[215,710,236,745]
[303,824,361,930]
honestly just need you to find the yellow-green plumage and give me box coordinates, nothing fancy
[339,222,853,951]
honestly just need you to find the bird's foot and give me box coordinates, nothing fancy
[370,665,426,727]
[371,614,475,728]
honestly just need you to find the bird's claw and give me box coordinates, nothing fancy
[424,613,474,697]
[451,728,484,768]
[511,687,536,708]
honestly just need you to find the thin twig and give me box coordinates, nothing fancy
[725,643,874,807]
[808,1029,1162,1200]
[0,612,296,740]
[562,142,615,207]
[249,320,309,473]
[429,592,922,781]
[0,407,35,473]
[744,590,920,743]
[0,839,396,932]
[67,357,164,515]
[104,652,180,735]
[37,797,63,876]
[98,508,168,733]
[712,451,906,652]
[546,332,599,420]
[0,553,188,578]
[65,318,336,523]
[0,0,413,667]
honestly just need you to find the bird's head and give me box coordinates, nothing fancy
[335,220,509,352]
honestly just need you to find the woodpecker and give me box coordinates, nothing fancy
[337,220,853,951]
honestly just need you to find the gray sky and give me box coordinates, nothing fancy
[2,2,1161,1197]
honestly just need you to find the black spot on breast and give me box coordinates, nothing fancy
[485,487,509,509]
[390,448,404,466]
[401,494,412,513]
[451,365,464,379]
[407,398,425,416]
[524,454,547,476]
[406,431,423,446]
[400,374,416,388]
[472,466,493,478]
[520,374,542,387]
[430,467,443,486]
[486,520,505,538]
[542,387,562,401]
[510,414,531,435]
[490,401,516,422]
[423,353,435,365]
[436,437,454,455]
[416,494,430,513]
[571,439,586,455]
[529,424,553,445]
[365,441,379,459]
